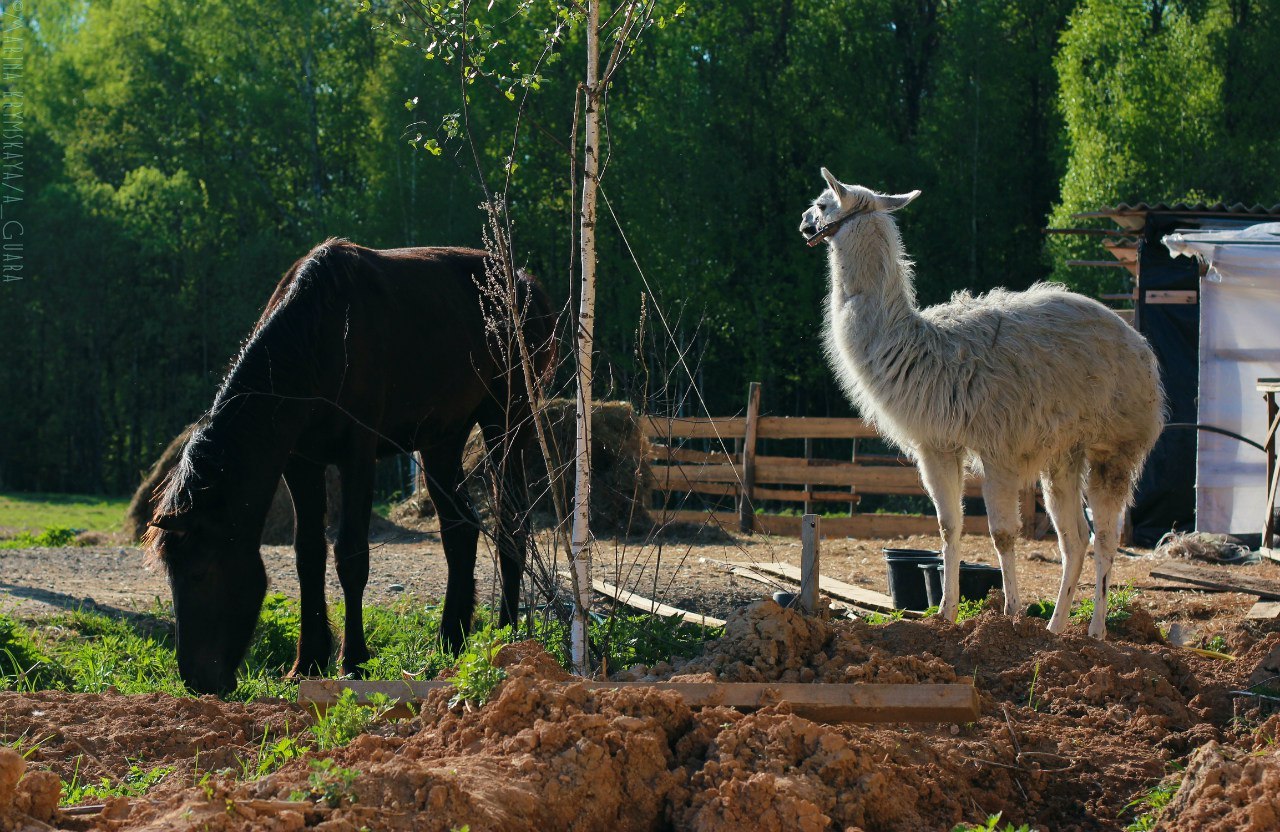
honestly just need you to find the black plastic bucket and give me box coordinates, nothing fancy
[959,562,1003,602]
[883,548,942,611]
[919,562,943,607]
[919,561,1005,607]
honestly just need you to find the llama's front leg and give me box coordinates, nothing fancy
[1085,467,1128,639]
[981,468,1023,616]
[917,449,965,622]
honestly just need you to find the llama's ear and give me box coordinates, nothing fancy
[820,167,848,197]
[875,190,921,213]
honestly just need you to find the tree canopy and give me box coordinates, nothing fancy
[3,0,1278,494]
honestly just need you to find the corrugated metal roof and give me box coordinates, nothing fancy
[1075,201,1280,218]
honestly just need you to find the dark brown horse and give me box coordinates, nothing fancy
[144,240,556,695]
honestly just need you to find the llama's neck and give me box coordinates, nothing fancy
[826,213,921,345]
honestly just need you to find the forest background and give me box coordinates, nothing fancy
[2,0,1277,495]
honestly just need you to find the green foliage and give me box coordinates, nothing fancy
[62,760,174,806]
[310,690,394,751]
[1124,777,1180,831]
[1071,583,1138,626]
[921,598,988,622]
[1026,584,1139,626]
[864,609,907,625]
[0,615,73,691]
[289,759,361,809]
[357,600,453,682]
[0,526,81,549]
[951,812,1031,832]
[240,725,311,779]
[448,625,509,708]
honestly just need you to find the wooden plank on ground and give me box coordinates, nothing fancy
[579,575,726,628]
[738,560,923,618]
[1247,601,1280,619]
[1149,562,1280,600]
[1259,548,1280,565]
[299,679,979,724]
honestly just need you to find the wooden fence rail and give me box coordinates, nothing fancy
[646,383,1045,540]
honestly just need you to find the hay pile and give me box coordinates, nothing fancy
[464,399,652,534]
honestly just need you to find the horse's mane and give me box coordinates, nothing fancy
[143,239,355,568]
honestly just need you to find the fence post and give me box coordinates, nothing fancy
[800,514,821,614]
[738,381,762,533]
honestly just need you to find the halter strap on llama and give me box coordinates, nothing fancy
[805,206,869,247]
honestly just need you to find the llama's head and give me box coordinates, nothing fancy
[799,168,920,245]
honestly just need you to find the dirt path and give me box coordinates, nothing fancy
[0,524,1266,644]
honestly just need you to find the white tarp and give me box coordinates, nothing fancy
[1165,222,1280,535]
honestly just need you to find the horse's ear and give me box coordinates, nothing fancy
[820,167,848,197]
[148,513,190,537]
[875,190,921,213]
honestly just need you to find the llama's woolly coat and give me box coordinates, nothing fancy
[802,170,1164,638]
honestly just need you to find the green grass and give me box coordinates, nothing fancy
[1026,583,1140,627]
[1124,776,1180,831]
[0,593,719,703]
[951,813,1031,832]
[62,759,174,806]
[0,492,128,537]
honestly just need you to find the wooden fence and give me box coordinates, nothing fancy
[645,382,1046,539]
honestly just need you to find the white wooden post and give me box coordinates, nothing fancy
[800,514,821,615]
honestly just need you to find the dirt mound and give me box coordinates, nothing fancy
[1157,741,1280,831]
[0,691,308,795]
[8,602,1272,831]
[0,746,62,830]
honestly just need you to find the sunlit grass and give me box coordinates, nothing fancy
[0,492,128,536]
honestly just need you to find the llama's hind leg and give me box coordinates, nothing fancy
[980,467,1024,616]
[1085,457,1131,639]
[917,448,965,622]
[1042,457,1087,634]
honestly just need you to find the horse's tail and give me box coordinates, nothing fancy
[516,269,558,394]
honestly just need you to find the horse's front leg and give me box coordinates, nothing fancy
[334,454,375,676]
[283,456,332,677]
[421,428,480,654]
[482,423,531,632]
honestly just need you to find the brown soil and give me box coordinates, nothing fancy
[3,529,1280,830]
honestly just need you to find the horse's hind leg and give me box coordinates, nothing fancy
[335,452,375,676]
[422,427,480,654]
[480,418,532,633]
[283,456,332,676]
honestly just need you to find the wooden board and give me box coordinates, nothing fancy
[1149,563,1280,600]
[755,416,880,440]
[643,416,746,440]
[298,679,980,724]
[737,560,923,618]
[1247,601,1280,620]
[579,575,726,628]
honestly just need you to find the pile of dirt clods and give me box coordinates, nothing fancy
[7,601,1280,832]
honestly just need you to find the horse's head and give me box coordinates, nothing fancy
[146,511,267,696]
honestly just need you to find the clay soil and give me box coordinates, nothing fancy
[3,527,1280,831]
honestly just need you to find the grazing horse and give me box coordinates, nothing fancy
[144,240,556,695]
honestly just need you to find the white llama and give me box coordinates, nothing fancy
[799,168,1164,638]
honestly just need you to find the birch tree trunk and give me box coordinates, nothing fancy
[569,0,601,675]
